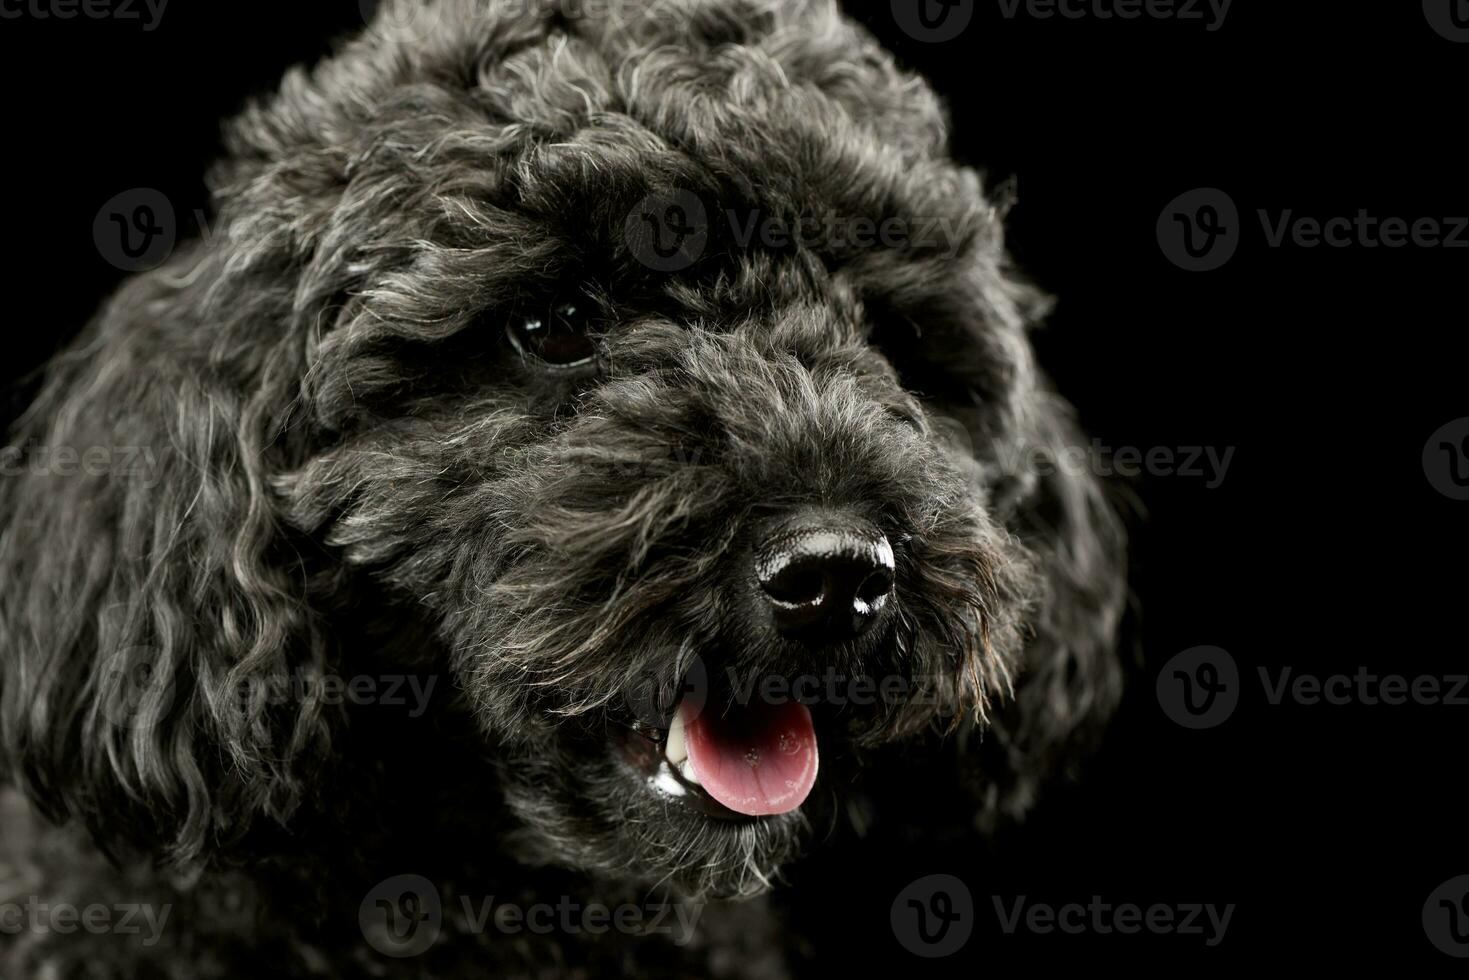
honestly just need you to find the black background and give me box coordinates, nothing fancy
[1,0,1463,973]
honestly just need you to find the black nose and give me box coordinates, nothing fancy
[755,514,895,644]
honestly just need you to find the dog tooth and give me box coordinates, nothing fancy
[665,709,688,766]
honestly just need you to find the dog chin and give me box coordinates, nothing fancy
[501,726,810,900]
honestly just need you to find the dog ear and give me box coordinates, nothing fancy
[0,14,490,859]
[969,391,1131,825]
[0,255,335,867]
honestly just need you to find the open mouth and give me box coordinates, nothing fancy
[625,690,820,821]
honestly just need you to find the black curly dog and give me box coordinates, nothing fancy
[0,1,1125,976]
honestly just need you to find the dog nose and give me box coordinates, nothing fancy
[755,513,895,644]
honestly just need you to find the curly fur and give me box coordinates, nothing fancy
[0,1,1126,976]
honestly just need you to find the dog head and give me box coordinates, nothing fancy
[0,0,1124,899]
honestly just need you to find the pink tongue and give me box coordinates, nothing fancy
[681,697,818,816]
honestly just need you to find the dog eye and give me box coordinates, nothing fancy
[505,297,599,370]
